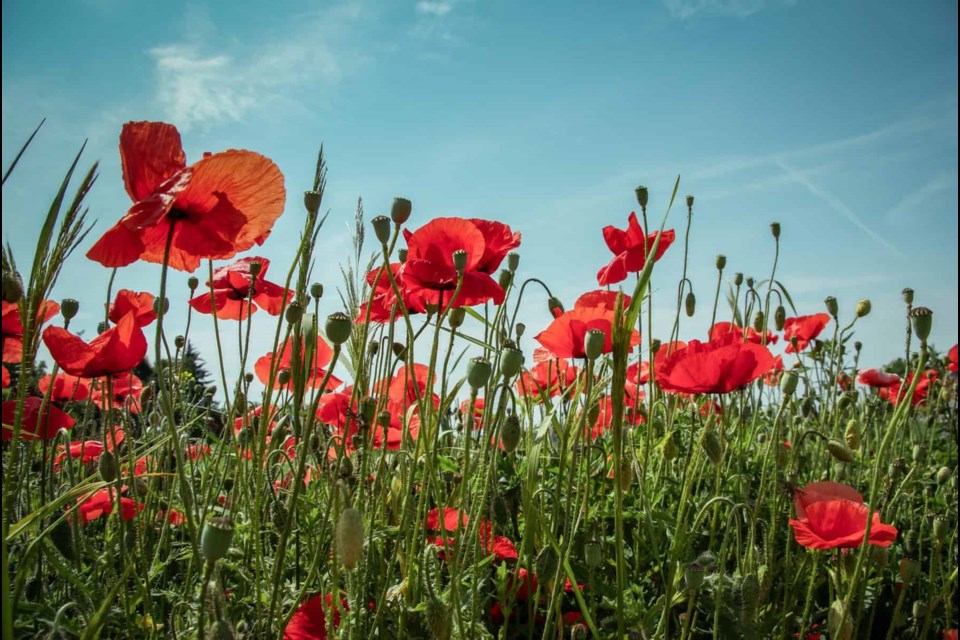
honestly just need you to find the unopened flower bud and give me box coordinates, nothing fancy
[662,433,678,460]
[702,430,723,464]
[325,312,352,345]
[201,516,234,564]
[824,296,838,318]
[501,415,521,452]
[584,540,602,569]
[391,342,406,358]
[547,296,564,317]
[899,558,919,584]
[390,197,412,225]
[277,369,291,386]
[715,255,726,270]
[901,287,914,305]
[909,306,933,343]
[584,328,606,360]
[770,221,781,238]
[635,185,649,209]
[753,310,764,333]
[507,252,520,273]
[684,562,706,591]
[174,335,185,349]
[774,305,786,331]
[187,276,199,291]
[397,248,408,263]
[844,418,860,450]
[377,410,391,428]
[855,299,871,318]
[1,271,23,303]
[685,194,695,208]
[360,397,377,423]
[936,466,952,485]
[60,298,79,321]
[367,340,379,356]
[827,439,855,463]
[685,291,696,317]
[153,296,169,317]
[448,307,466,329]
[467,357,492,390]
[371,215,391,245]
[500,347,524,378]
[734,273,744,286]
[336,507,364,569]
[304,191,322,216]
[515,323,525,339]
[98,451,118,483]
[933,516,948,543]
[912,444,924,464]
[854,341,862,352]
[780,370,799,396]
[497,269,512,290]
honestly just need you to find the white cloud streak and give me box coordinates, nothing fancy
[885,169,958,223]
[661,0,796,20]
[416,1,453,16]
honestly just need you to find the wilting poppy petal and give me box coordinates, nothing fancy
[43,312,147,378]
[108,290,157,327]
[783,313,831,353]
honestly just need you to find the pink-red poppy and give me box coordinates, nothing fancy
[943,630,958,640]
[586,392,645,439]
[516,348,580,400]
[254,335,342,392]
[38,373,91,403]
[762,355,785,386]
[788,499,897,550]
[373,363,439,410]
[857,368,900,389]
[108,289,157,327]
[535,291,640,360]
[400,217,520,310]
[356,263,429,323]
[596,212,675,286]
[90,373,144,414]
[43,312,147,378]
[188,256,294,320]
[948,344,958,374]
[1,366,9,389]
[284,593,345,640]
[53,440,104,470]
[837,372,853,392]
[793,481,864,518]
[656,332,775,394]
[783,313,831,353]
[2,299,60,363]
[709,321,778,345]
[73,487,143,525]
[2,396,75,441]
[878,370,938,407]
[424,507,518,562]
[87,121,286,272]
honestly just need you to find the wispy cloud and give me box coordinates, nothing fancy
[885,169,958,223]
[661,0,796,20]
[416,1,453,16]
[773,158,905,256]
[149,4,364,130]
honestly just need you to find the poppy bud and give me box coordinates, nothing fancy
[188,276,199,291]
[837,392,853,412]
[702,430,723,464]
[618,460,633,491]
[236,427,252,446]
[304,190,322,215]
[684,562,706,590]
[855,299,871,318]
[467,357,492,390]
[774,305,786,331]
[844,418,860,450]
[175,335,185,350]
[152,297,169,318]
[662,433,678,460]
[507,251,520,273]
[368,340,379,356]
[899,558,919,584]
[243,372,253,385]
[1,271,23,303]
[635,185,649,209]
[828,600,853,640]
[371,215,392,245]
[912,600,925,620]
[325,312,352,346]
[398,248,408,263]
[734,272,744,286]
[248,260,262,277]
[277,369,291,386]
[547,296,564,316]
[686,194,695,208]
[912,444,924,464]
[746,276,755,289]
[390,197,412,225]
[827,439,855,463]
[715,255,726,270]
[936,466,952,485]
[753,310,764,333]
[515,322,525,339]
[498,269,512,291]
[501,415,521,452]
[201,516,234,564]
[909,306,933,343]
[777,370,798,397]
[377,410,391,429]
[339,455,354,478]
[425,596,450,640]
[685,291,696,317]
[824,296,838,318]
[739,574,760,622]
[901,287,914,305]
[584,328,606,360]
[651,338,662,353]
[98,451,118,483]
[391,342,406,358]
[447,307,465,329]
[770,221,781,239]
[360,397,377,423]
[854,340,862,352]
[500,347,524,378]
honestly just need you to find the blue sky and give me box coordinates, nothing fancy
[2,0,957,387]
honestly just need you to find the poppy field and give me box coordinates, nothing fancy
[1,121,958,639]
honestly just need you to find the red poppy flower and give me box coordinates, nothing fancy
[709,321,778,345]
[783,313,831,353]
[762,355,785,386]
[627,360,651,386]
[400,217,520,310]
[254,335,342,392]
[1,366,9,389]
[943,630,958,640]
[947,344,958,374]
[185,443,211,461]
[90,373,144,414]
[857,368,900,388]
[373,363,439,410]
[535,291,640,360]
[516,349,580,400]
[878,370,938,406]
[73,487,143,525]
[188,257,294,320]
[284,593,345,640]
[38,373,91,403]
[371,401,421,450]
[425,507,518,561]
[234,404,279,436]
[656,332,775,394]
[788,499,897,550]
[87,121,286,272]
[2,396,75,441]
[587,392,645,439]
[356,263,430,323]
[596,212,675,286]
[108,289,157,327]
[837,372,853,391]
[163,508,187,527]
[793,481,863,518]
[53,440,104,470]
[2,299,60,363]
[42,312,147,378]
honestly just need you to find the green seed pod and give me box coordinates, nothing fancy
[844,418,860,450]
[336,507,364,570]
[734,272,744,286]
[635,185,649,209]
[584,328,606,360]
[686,194,695,208]
[855,299,871,318]
[175,335,185,350]
[824,296,838,318]
[60,298,79,321]
[277,369,292,386]
[152,296,170,317]
[910,306,933,343]
[500,415,521,453]
[325,312,352,345]
[498,269,512,291]
[912,600,924,619]
[515,322,525,339]
[377,410,391,428]
[770,221,781,239]
[901,287,914,305]
[827,439,855,463]
[448,306,466,329]
[304,190,322,216]
[715,254,727,270]
[584,540,602,569]
[310,282,324,299]
[500,347,524,379]
[746,276,755,289]
[899,558,919,584]
[774,305,786,331]
[201,516,235,564]
[936,466,952,485]
[933,517,949,543]
[371,215,392,245]
[828,600,853,640]
[466,357,492,390]
[684,562,706,591]
[1,270,23,303]
[780,370,799,397]
[702,430,723,464]
[397,248,408,263]
[390,197,412,225]
[98,451,118,483]
[247,260,262,277]
[48,518,76,561]
[451,249,468,273]
[284,301,304,325]
[685,291,696,317]
[507,251,520,273]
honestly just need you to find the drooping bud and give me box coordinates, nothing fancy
[371,215,392,245]
[774,305,786,331]
[824,296,838,318]
[901,288,914,305]
[98,451,118,483]
[844,418,860,450]
[467,357,492,390]
[827,439,855,463]
[500,347,524,378]
[909,307,933,343]
[685,291,696,317]
[507,252,520,273]
[201,516,235,564]
[304,191,322,216]
[746,276,755,289]
[635,185,649,209]
[60,298,79,321]
[188,276,199,291]
[752,310,765,333]
[547,296,564,316]
[933,516,948,543]
[325,312,352,345]
[702,430,723,464]
[780,370,799,396]
[770,222,781,239]
[715,255,727,270]
[391,342,407,358]
[500,415,521,452]
[584,328,606,360]
[390,197,412,225]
